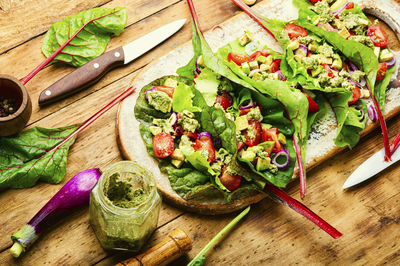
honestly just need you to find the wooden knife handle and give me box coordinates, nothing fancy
[116,229,192,266]
[38,47,125,106]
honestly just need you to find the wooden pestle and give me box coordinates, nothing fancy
[116,229,192,266]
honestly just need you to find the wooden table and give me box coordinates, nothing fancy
[1,0,400,265]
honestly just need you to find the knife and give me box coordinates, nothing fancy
[342,145,400,189]
[38,19,186,106]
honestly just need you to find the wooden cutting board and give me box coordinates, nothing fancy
[117,0,400,214]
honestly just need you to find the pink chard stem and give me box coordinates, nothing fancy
[292,135,306,199]
[50,87,136,152]
[20,10,119,85]
[187,0,204,36]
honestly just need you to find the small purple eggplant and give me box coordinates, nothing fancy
[10,168,102,258]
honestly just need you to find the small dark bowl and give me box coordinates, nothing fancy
[0,74,32,137]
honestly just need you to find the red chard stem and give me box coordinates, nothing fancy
[292,135,306,199]
[389,130,400,156]
[187,0,204,36]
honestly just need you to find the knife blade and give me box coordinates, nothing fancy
[38,19,186,106]
[342,145,400,189]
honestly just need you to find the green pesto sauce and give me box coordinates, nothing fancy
[104,173,149,208]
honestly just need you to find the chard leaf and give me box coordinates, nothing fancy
[0,125,79,190]
[181,145,216,176]
[375,66,396,114]
[194,68,220,106]
[172,82,202,113]
[42,7,127,67]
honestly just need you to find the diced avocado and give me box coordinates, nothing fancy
[197,55,204,66]
[334,19,344,30]
[259,141,275,155]
[259,63,270,72]
[171,149,185,161]
[257,55,267,64]
[256,157,272,172]
[268,73,279,80]
[248,69,260,77]
[265,55,273,66]
[247,145,263,154]
[171,159,184,168]
[316,54,332,65]
[240,150,256,162]
[374,47,381,58]
[380,49,394,62]
[362,89,370,99]
[252,72,263,81]
[294,55,304,63]
[308,42,318,52]
[249,60,259,70]
[311,65,323,77]
[235,116,249,131]
[149,126,162,136]
[261,123,272,130]
[332,57,342,70]
[164,78,178,88]
[330,0,347,11]
[239,32,252,46]
[241,62,251,75]
[278,133,286,145]
[288,39,300,50]
[338,28,350,39]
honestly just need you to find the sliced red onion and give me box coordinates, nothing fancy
[168,112,178,126]
[368,103,377,122]
[248,68,260,77]
[198,132,212,139]
[195,57,202,74]
[329,65,340,72]
[348,61,359,71]
[355,106,365,122]
[211,25,225,38]
[145,88,156,101]
[331,2,349,16]
[294,44,308,57]
[271,149,290,170]
[221,90,233,104]
[386,56,396,68]
[173,126,183,137]
[359,77,366,87]
[239,99,255,110]
[348,78,363,89]
[276,70,285,81]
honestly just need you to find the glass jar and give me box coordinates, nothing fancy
[89,161,161,251]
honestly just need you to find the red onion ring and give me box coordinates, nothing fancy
[354,106,365,122]
[386,56,396,68]
[198,132,212,139]
[329,65,340,72]
[348,78,362,89]
[348,61,359,71]
[169,112,178,126]
[331,2,349,16]
[195,57,202,75]
[145,87,156,101]
[239,99,255,110]
[294,44,308,57]
[212,25,225,38]
[271,149,290,170]
[368,103,377,122]
[276,70,286,80]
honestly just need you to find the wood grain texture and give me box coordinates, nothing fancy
[1,0,400,265]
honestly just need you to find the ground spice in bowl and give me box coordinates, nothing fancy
[0,96,17,117]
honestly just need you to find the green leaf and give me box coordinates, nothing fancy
[42,7,127,67]
[0,125,79,190]
[172,82,202,113]
[194,68,220,106]
[181,145,216,176]
[375,66,396,114]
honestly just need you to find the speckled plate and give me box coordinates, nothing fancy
[117,0,400,215]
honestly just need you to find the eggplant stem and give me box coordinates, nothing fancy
[20,10,120,85]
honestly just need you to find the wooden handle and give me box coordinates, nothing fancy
[116,229,192,266]
[38,47,125,106]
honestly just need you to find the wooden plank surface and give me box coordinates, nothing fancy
[1,0,400,265]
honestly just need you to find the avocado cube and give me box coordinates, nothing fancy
[251,72,263,81]
[171,149,185,161]
[239,32,252,46]
[288,39,300,50]
[308,42,318,52]
[256,157,272,172]
[259,141,275,155]
[268,73,279,80]
[171,159,184,168]
[240,150,256,162]
[261,123,272,130]
[149,126,162,135]
[247,145,263,154]
[380,49,394,62]
[278,133,287,145]
[257,55,267,64]
[374,47,381,58]
[197,55,204,66]
[235,116,249,131]
[249,60,259,70]
[265,55,273,66]
[362,89,370,99]
[317,55,332,65]
[338,28,350,39]
[241,62,251,75]
[332,56,342,70]
[259,63,270,72]
[311,65,323,77]
[294,55,304,63]
[334,19,344,30]
[164,78,178,88]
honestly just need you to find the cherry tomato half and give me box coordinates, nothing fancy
[184,131,198,140]
[262,127,283,153]
[322,64,335,78]
[309,0,321,2]
[215,95,232,110]
[283,23,308,40]
[237,141,245,151]
[227,52,250,66]
[376,62,388,81]
[153,133,174,158]
[367,24,389,47]
[193,137,216,162]
[243,120,262,147]
[346,2,354,9]
[219,165,241,191]
[270,59,281,73]
[348,87,361,105]
[302,92,319,112]
[249,50,270,61]
[152,86,174,98]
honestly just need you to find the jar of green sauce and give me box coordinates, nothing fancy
[89,161,161,251]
